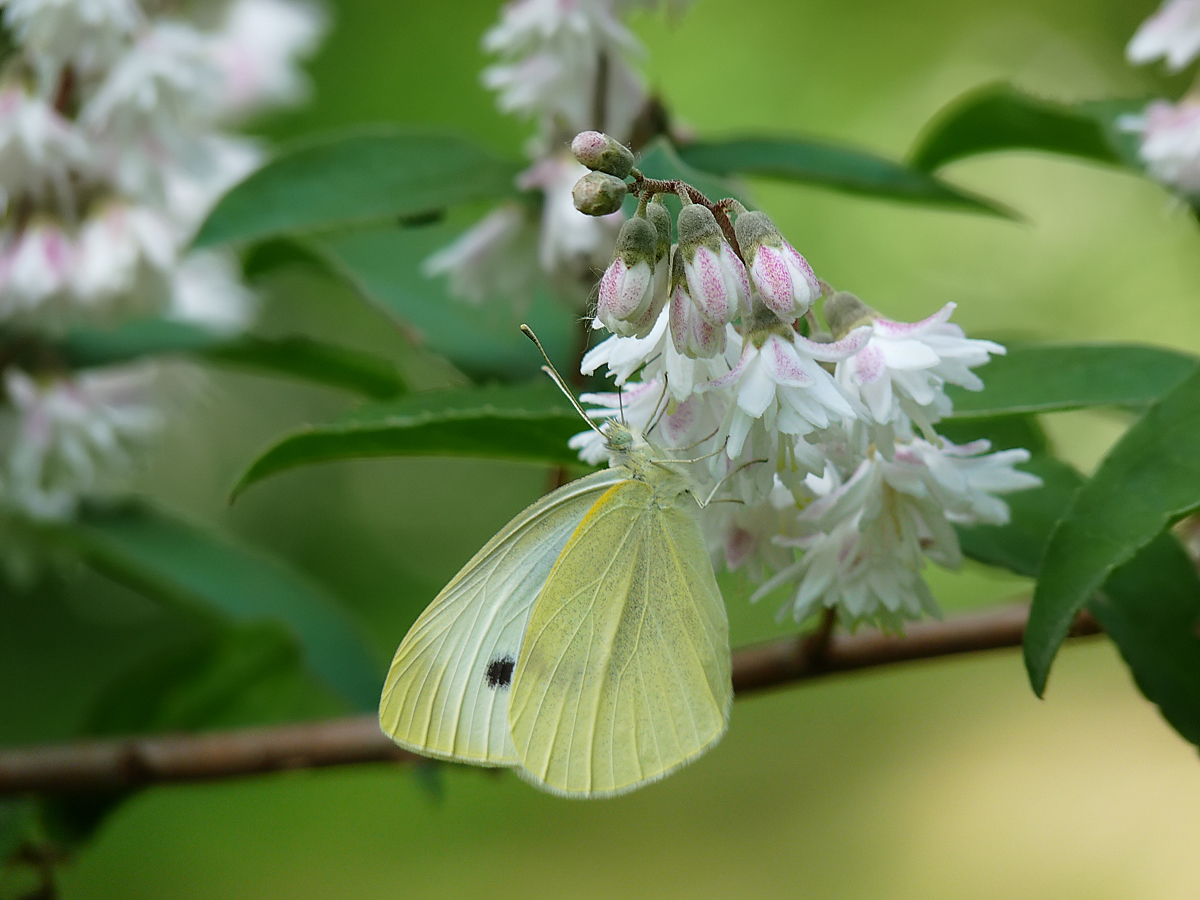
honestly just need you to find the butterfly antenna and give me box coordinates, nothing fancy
[617,384,625,425]
[521,324,605,437]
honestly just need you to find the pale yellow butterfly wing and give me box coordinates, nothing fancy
[508,479,732,797]
[379,467,628,765]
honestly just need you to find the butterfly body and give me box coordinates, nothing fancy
[379,421,732,797]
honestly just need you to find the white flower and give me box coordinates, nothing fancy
[835,302,1004,435]
[1128,0,1200,70]
[0,220,75,316]
[519,155,621,299]
[753,435,1041,629]
[422,203,540,307]
[710,474,801,582]
[1,365,162,520]
[82,22,223,138]
[72,200,176,305]
[0,0,139,86]
[1124,99,1200,196]
[0,86,92,213]
[210,0,325,116]
[167,251,257,333]
[701,328,867,458]
[481,0,645,141]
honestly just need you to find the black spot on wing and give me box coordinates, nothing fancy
[485,656,515,690]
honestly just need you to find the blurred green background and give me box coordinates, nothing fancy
[5,0,1200,897]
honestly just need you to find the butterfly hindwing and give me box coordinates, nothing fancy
[508,479,732,797]
[378,467,627,766]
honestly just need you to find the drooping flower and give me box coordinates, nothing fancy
[827,294,1003,436]
[1,365,162,520]
[1123,98,1200,196]
[422,203,540,308]
[676,202,749,327]
[1128,0,1200,71]
[700,327,868,458]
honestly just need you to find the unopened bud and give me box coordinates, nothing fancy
[597,215,659,336]
[571,130,636,178]
[668,249,724,358]
[573,171,627,216]
[823,291,876,340]
[646,196,672,262]
[676,204,748,327]
[734,211,820,322]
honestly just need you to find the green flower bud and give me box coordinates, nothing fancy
[823,291,877,340]
[646,196,672,263]
[614,213,658,265]
[572,171,628,216]
[571,130,636,178]
[676,202,723,256]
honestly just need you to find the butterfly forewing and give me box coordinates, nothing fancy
[508,479,732,797]
[379,468,627,765]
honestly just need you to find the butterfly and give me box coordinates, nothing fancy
[378,328,733,798]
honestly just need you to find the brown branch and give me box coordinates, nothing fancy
[0,604,1099,796]
[628,172,743,258]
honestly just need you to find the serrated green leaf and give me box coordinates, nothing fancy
[1026,363,1200,696]
[40,503,381,711]
[195,128,521,247]
[910,82,1146,172]
[232,381,588,497]
[677,135,1009,215]
[947,343,1196,419]
[310,223,576,381]
[58,319,407,399]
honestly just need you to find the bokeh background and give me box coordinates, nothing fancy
[5,0,1200,897]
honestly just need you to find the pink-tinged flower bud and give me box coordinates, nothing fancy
[676,203,749,327]
[572,170,627,216]
[571,130,635,178]
[668,249,725,358]
[734,210,819,321]
[597,215,658,336]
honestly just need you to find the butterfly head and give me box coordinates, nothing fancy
[602,419,658,476]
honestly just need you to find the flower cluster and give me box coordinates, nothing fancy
[0,0,324,520]
[1126,0,1200,196]
[568,131,1042,630]
[424,0,685,310]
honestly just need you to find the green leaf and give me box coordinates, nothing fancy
[1091,533,1200,747]
[195,128,521,247]
[910,82,1146,172]
[310,222,576,381]
[946,343,1196,419]
[41,503,381,711]
[958,454,1200,748]
[82,624,305,735]
[677,135,1008,215]
[1026,363,1200,695]
[0,799,34,862]
[59,319,407,399]
[232,381,587,497]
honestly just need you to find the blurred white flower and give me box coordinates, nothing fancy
[1128,0,1200,70]
[0,86,92,214]
[1124,98,1200,196]
[0,219,75,316]
[167,251,257,333]
[71,200,175,305]
[422,203,541,308]
[0,0,140,86]
[1,365,162,520]
[210,0,325,116]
